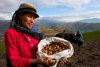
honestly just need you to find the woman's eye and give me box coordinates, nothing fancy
[28,15,31,18]
[27,15,35,19]
[33,17,35,19]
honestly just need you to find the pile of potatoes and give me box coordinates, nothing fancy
[41,42,69,55]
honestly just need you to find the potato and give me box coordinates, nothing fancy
[45,57,56,66]
[46,57,52,60]
[42,42,69,55]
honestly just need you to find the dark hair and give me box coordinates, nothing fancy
[9,11,32,28]
[77,31,80,34]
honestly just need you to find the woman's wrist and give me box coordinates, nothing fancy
[36,58,39,64]
[36,58,41,64]
[29,59,39,65]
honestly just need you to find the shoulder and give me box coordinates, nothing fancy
[4,28,19,35]
[5,28,16,32]
[5,28,17,33]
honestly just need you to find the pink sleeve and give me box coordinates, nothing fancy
[4,30,31,67]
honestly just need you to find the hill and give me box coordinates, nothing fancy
[65,22,100,33]
[0,20,10,37]
[77,18,100,23]
[34,21,100,33]
[1,20,100,38]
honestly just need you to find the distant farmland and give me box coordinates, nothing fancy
[39,27,100,42]
[39,27,74,37]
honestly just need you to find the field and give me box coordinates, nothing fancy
[83,30,100,41]
[63,39,100,67]
[0,28,100,67]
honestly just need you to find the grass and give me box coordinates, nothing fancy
[0,38,4,41]
[0,43,5,52]
[82,30,100,41]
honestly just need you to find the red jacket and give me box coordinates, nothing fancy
[4,28,39,67]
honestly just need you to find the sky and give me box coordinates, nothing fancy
[1,0,100,22]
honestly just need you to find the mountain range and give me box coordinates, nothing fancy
[0,18,100,37]
[77,18,100,23]
[34,21,100,33]
[36,18,100,23]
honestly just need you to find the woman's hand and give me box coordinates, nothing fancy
[37,57,56,66]
[37,58,48,66]
[57,59,66,67]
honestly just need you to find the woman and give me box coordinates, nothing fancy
[4,3,66,67]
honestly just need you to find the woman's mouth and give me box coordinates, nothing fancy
[28,23,32,26]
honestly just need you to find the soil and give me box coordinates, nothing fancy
[63,39,100,67]
[0,39,100,67]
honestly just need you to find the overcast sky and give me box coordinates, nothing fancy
[1,0,100,22]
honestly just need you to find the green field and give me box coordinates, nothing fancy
[0,43,5,52]
[82,30,100,41]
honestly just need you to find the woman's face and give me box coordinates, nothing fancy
[19,12,36,29]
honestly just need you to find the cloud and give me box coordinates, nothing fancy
[37,11,100,22]
[0,0,99,13]
[0,0,19,20]
[0,0,20,12]
[0,0,100,21]
[0,13,11,20]
[33,0,93,11]
[0,0,29,20]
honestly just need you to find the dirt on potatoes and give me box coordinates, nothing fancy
[0,39,100,67]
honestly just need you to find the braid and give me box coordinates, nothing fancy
[9,12,21,29]
[9,13,15,29]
